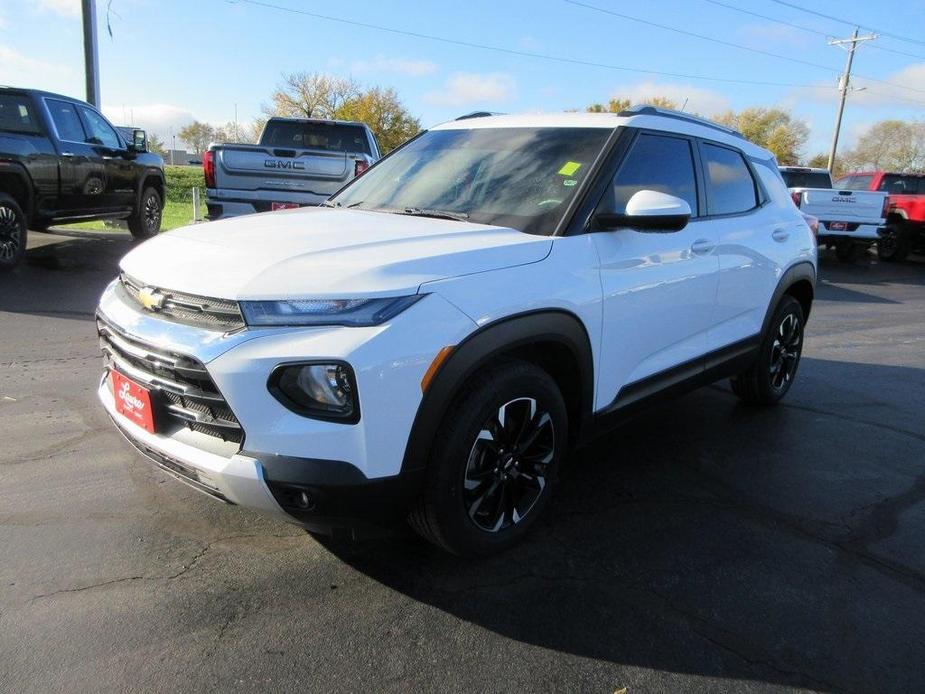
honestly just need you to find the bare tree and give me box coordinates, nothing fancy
[266,72,361,119]
[841,120,925,173]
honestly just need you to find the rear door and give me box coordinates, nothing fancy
[76,105,135,210]
[592,131,719,404]
[43,98,103,214]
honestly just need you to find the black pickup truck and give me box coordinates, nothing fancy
[0,87,165,270]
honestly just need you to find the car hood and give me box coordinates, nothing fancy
[119,208,552,300]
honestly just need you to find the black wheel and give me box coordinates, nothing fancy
[835,241,863,263]
[128,187,162,239]
[0,193,27,271]
[877,223,909,262]
[731,295,805,405]
[409,359,568,555]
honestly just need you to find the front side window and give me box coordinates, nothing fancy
[330,127,612,235]
[46,99,86,142]
[598,133,698,216]
[702,143,758,215]
[877,174,924,194]
[78,106,122,149]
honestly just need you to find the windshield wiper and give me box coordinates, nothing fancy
[400,207,470,222]
[320,200,339,208]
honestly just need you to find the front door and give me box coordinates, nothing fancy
[591,131,719,410]
[43,98,105,215]
[77,105,136,211]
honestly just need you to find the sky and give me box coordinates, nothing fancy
[3,0,925,158]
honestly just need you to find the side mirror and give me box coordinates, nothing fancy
[128,128,147,153]
[594,190,692,232]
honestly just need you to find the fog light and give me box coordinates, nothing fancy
[269,362,359,423]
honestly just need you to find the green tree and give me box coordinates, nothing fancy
[806,152,829,169]
[840,120,925,173]
[585,96,678,113]
[713,108,808,164]
[178,121,215,154]
[264,72,420,153]
[146,132,166,157]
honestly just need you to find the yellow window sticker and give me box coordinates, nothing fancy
[558,161,582,176]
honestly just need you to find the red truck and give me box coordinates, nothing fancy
[835,171,925,261]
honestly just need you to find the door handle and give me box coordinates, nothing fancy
[61,151,74,157]
[690,238,715,255]
[772,228,790,242]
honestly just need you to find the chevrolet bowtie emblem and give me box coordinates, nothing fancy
[138,286,165,311]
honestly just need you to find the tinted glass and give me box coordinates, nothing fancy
[838,175,874,191]
[78,106,121,148]
[47,99,86,142]
[0,94,42,135]
[877,174,924,194]
[703,143,758,215]
[331,127,611,235]
[600,133,698,215]
[780,170,832,189]
[261,121,372,154]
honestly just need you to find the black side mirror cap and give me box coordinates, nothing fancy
[593,212,690,233]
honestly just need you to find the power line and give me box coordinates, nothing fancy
[703,0,925,61]
[770,0,925,49]
[566,0,925,98]
[229,0,830,90]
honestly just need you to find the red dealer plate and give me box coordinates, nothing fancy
[111,370,156,434]
[829,221,848,231]
[272,202,299,211]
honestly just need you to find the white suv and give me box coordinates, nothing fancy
[97,107,816,555]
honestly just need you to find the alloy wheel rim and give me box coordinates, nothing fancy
[0,205,22,261]
[144,194,160,232]
[880,229,896,254]
[769,313,801,390]
[463,397,555,533]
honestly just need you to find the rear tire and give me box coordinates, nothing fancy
[0,193,27,271]
[409,359,568,556]
[128,187,162,239]
[877,223,909,262]
[731,295,805,405]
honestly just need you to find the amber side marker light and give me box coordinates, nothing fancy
[421,346,455,393]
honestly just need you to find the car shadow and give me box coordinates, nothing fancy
[318,358,925,692]
[0,229,136,319]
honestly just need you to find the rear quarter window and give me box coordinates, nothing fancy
[702,143,759,215]
[0,94,42,135]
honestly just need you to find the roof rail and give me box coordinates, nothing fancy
[618,105,744,139]
[455,111,504,121]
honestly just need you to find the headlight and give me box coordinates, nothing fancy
[240,295,423,327]
[269,362,359,422]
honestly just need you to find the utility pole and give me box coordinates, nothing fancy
[81,0,101,108]
[827,27,877,172]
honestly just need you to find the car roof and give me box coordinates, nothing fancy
[0,86,90,104]
[430,107,774,161]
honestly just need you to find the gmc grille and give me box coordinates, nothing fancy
[98,316,244,444]
[118,273,245,331]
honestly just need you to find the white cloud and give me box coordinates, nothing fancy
[351,56,438,77]
[38,0,80,16]
[425,72,516,107]
[802,63,925,109]
[609,82,732,116]
[0,46,75,93]
[101,103,197,142]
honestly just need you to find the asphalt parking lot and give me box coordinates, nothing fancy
[1,229,924,693]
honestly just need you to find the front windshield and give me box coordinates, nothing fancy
[330,126,613,235]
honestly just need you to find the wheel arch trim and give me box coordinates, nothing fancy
[400,309,595,474]
[762,261,816,335]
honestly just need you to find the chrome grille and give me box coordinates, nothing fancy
[98,316,244,444]
[119,273,245,331]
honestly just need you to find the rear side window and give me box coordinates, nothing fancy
[261,121,372,155]
[0,94,42,135]
[702,143,758,215]
[46,99,86,142]
[600,133,699,215]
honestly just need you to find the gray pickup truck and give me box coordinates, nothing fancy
[203,117,380,220]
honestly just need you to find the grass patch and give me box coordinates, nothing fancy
[59,199,195,232]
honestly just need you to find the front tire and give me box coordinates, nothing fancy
[128,187,162,239]
[0,193,27,271]
[731,295,805,405]
[409,359,568,556]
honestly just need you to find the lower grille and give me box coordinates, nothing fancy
[98,316,244,444]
